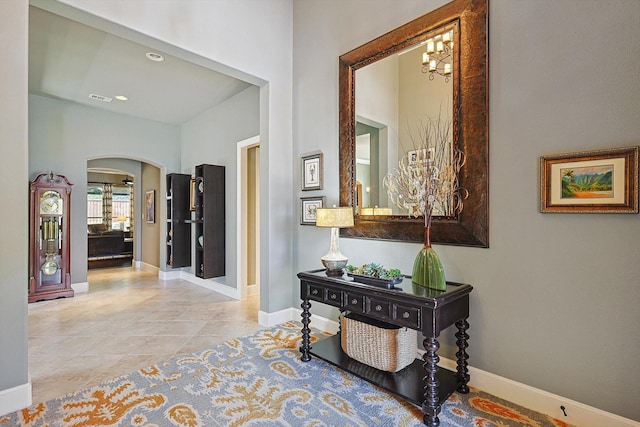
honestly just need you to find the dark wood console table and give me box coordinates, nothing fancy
[298,269,472,427]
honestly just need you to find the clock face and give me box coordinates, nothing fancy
[40,190,62,215]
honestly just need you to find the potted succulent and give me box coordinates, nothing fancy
[346,263,403,289]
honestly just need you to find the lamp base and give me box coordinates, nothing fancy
[321,258,347,276]
[320,226,349,276]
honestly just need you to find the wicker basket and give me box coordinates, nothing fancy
[340,313,417,372]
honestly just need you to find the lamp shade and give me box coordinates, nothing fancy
[315,207,354,228]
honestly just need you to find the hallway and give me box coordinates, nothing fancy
[27,267,261,404]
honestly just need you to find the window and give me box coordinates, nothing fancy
[87,184,132,231]
[112,185,131,231]
[87,186,103,225]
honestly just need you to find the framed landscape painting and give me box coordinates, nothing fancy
[540,146,638,213]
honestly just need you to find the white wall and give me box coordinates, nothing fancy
[293,0,640,421]
[181,85,260,287]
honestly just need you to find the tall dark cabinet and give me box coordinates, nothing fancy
[166,173,191,268]
[194,164,225,278]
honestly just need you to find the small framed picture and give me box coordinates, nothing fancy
[540,146,638,213]
[407,150,419,165]
[189,178,196,211]
[145,190,155,223]
[301,196,325,225]
[302,153,323,191]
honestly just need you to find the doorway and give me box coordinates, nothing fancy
[86,169,135,270]
[237,136,260,300]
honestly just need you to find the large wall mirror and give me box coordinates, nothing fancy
[339,0,488,247]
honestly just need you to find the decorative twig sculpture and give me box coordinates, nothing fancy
[383,116,467,290]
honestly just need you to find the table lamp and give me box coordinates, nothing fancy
[315,206,354,275]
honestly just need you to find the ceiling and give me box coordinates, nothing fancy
[29,6,253,125]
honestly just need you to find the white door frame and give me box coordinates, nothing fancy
[236,135,260,300]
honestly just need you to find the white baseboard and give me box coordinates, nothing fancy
[158,269,181,281]
[0,381,31,417]
[261,309,339,334]
[179,271,240,300]
[289,308,339,334]
[138,262,159,273]
[436,356,640,427]
[259,308,294,327]
[71,281,88,293]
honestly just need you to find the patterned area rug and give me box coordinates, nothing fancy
[1,322,573,426]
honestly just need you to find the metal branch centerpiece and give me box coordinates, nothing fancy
[383,117,467,290]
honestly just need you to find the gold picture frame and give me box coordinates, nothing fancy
[189,178,196,211]
[145,190,155,223]
[540,146,638,213]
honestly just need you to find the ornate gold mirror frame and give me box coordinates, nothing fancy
[339,0,488,247]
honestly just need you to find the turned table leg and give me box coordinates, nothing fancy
[422,336,441,427]
[300,298,312,362]
[455,318,470,393]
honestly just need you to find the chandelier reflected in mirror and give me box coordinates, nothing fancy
[421,29,454,82]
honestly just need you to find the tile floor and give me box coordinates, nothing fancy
[28,266,262,404]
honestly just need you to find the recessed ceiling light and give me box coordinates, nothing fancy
[114,95,128,101]
[145,52,165,62]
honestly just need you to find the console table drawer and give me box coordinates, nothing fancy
[324,288,344,307]
[393,304,421,329]
[345,292,365,312]
[307,284,324,302]
[366,297,391,320]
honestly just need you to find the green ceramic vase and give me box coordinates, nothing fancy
[411,227,446,291]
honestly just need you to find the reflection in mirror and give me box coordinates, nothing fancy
[339,0,488,247]
[355,22,457,217]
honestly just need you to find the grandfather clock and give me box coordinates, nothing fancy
[29,172,74,303]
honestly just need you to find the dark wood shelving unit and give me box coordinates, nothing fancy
[194,164,225,279]
[166,173,191,268]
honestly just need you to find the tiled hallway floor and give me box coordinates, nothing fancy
[28,267,262,404]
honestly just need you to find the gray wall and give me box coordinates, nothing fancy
[29,94,180,283]
[181,85,260,288]
[0,0,29,398]
[293,0,640,420]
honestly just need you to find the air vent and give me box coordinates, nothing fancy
[89,94,113,103]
